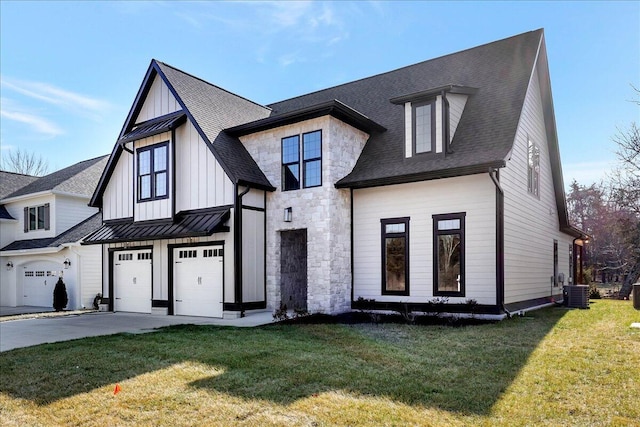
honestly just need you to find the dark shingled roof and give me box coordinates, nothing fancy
[0,171,38,200]
[265,30,543,188]
[1,212,103,251]
[91,61,275,207]
[4,156,108,200]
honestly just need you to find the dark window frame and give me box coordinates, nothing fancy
[281,130,322,191]
[527,138,540,198]
[381,217,410,296]
[137,141,169,202]
[302,130,322,188]
[24,203,49,232]
[281,135,300,191]
[412,99,436,155]
[433,212,466,297]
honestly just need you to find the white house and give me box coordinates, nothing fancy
[85,29,587,318]
[0,157,108,310]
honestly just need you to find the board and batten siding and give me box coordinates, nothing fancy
[174,120,234,212]
[134,132,173,222]
[353,175,496,305]
[501,64,573,304]
[136,75,181,123]
[102,150,133,221]
[78,244,102,308]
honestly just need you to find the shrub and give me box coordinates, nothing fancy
[53,277,68,311]
[589,284,601,299]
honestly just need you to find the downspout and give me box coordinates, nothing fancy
[442,90,451,154]
[234,183,251,317]
[489,168,508,317]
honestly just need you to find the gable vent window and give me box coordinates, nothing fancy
[527,138,540,197]
[23,204,50,232]
[282,130,322,191]
[413,100,436,154]
[137,141,169,202]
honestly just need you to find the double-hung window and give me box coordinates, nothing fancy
[413,100,436,154]
[433,212,465,297]
[281,130,322,191]
[137,142,168,201]
[527,138,540,197]
[23,204,50,232]
[381,217,410,295]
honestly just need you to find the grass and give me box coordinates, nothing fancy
[1,300,639,426]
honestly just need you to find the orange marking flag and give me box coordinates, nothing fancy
[114,384,122,395]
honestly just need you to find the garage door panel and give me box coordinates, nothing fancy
[114,250,152,313]
[22,262,62,307]
[174,246,223,318]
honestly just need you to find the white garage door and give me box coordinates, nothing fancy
[174,245,223,318]
[113,249,152,313]
[22,262,62,307]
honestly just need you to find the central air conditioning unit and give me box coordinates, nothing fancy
[563,285,589,309]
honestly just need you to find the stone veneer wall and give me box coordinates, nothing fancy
[240,116,369,314]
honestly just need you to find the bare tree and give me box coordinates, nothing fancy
[610,87,640,299]
[0,149,49,176]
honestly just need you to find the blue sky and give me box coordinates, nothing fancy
[1,1,638,188]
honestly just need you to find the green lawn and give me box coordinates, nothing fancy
[1,300,638,426]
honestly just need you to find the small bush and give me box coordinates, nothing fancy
[589,284,601,299]
[53,277,68,311]
[273,303,289,321]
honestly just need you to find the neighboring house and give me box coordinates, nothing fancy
[85,29,587,319]
[0,156,108,310]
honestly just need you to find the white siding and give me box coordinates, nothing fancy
[448,93,468,143]
[136,75,181,123]
[175,121,234,212]
[353,175,496,305]
[55,195,97,234]
[501,64,573,304]
[6,195,55,239]
[102,150,133,221]
[242,208,265,302]
[134,132,173,222]
[78,244,102,308]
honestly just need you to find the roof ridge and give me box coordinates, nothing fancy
[0,170,38,178]
[154,60,271,112]
[268,29,543,108]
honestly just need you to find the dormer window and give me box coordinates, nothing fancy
[23,203,50,232]
[413,100,436,154]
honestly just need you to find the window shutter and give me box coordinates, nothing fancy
[24,207,29,232]
[44,203,50,230]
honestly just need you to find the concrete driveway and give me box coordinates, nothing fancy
[0,311,274,352]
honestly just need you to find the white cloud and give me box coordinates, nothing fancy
[0,108,64,137]
[0,77,110,119]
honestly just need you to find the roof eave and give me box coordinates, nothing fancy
[335,161,506,189]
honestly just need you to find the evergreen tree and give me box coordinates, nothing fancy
[53,277,68,311]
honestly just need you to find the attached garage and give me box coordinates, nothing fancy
[113,249,152,313]
[173,245,224,318]
[21,261,62,307]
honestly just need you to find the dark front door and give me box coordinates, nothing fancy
[280,229,307,311]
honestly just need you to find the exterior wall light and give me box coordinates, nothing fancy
[284,207,293,222]
[63,258,71,269]
[6,261,13,270]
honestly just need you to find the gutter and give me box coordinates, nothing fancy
[489,168,507,317]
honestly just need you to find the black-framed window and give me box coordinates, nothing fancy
[23,204,50,232]
[381,217,410,295]
[281,130,322,191]
[303,130,322,188]
[282,135,300,191]
[137,142,168,201]
[413,100,436,154]
[433,212,465,297]
[527,138,540,197]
